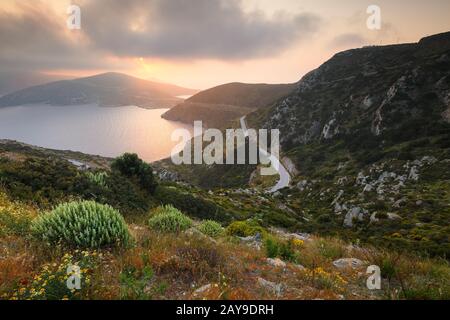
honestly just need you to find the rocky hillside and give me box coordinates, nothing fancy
[162,32,450,258]
[0,141,449,300]
[242,32,450,257]
[0,72,197,108]
[162,82,295,128]
[253,32,450,152]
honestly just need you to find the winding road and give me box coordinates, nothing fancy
[240,116,291,193]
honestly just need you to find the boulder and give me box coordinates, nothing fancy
[387,213,402,220]
[344,207,367,227]
[333,258,365,270]
[266,258,287,268]
[257,277,283,297]
[193,284,212,296]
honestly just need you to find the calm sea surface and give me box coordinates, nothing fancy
[0,104,194,162]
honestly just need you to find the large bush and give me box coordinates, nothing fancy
[148,205,192,233]
[198,220,224,238]
[31,201,131,248]
[226,220,266,237]
[85,171,108,188]
[111,153,157,194]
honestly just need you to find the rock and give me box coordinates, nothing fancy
[239,233,262,243]
[393,198,407,208]
[421,156,437,165]
[270,228,311,242]
[293,264,306,271]
[266,258,287,268]
[332,190,344,205]
[297,180,308,191]
[344,207,367,227]
[322,118,339,140]
[387,213,401,220]
[185,228,217,243]
[257,277,283,297]
[337,176,348,185]
[356,172,368,185]
[238,233,262,250]
[67,159,90,170]
[292,233,311,241]
[362,95,374,110]
[157,169,179,182]
[193,284,212,296]
[370,213,379,223]
[408,166,420,181]
[416,200,423,206]
[333,258,365,270]
[363,184,373,192]
[273,191,282,197]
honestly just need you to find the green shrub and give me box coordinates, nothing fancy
[31,201,131,248]
[85,171,108,188]
[264,236,297,262]
[148,205,193,233]
[226,220,266,237]
[111,153,157,194]
[119,265,155,300]
[198,220,224,238]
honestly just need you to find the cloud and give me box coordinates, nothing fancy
[0,0,321,72]
[0,1,111,72]
[82,0,320,59]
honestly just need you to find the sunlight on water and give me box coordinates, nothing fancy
[0,104,194,162]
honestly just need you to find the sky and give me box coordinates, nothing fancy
[1,0,449,89]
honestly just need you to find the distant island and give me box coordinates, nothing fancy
[0,72,198,109]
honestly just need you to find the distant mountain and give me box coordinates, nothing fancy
[0,72,198,108]
[161,82,296,128]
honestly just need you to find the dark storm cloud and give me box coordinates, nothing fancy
[0,0,320,72]
[82,0,321,59]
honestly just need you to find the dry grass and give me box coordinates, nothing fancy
[0,198,449,300]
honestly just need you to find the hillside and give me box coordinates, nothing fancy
[0,72,197,108]
[160,32,450,257]
[0,140,449,300]
[162,83,295,128]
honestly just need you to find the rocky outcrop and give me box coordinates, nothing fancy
[333,258,365,270]
[257,32,450,154]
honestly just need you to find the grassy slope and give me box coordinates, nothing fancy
[0,141,449,300]
[1,190,449,300]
